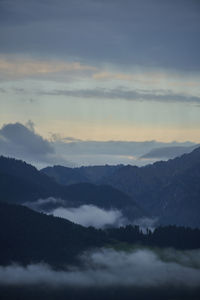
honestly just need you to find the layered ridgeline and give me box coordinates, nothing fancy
[1,154,200,300]
[42,146,200,227]
[42,164,122,186]
[0,156,143,221]
[1,146,200,227]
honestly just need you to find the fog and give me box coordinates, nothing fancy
[0,248,200,288]
[52,206,158,230]
[24,198,127,228]
[24,198,157,229]
[132,217,158,232]
[24,197,66,211]
[51,205,125,228]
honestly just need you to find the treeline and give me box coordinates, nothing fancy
[1,203,200,268]
[106,225,200,249]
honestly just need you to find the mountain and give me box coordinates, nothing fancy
[2,146,200,228]
[155,161,200,227]
[41,164,122,186]
[0,156,62,202]
[141,144,199,159]
[0,156,142,218]
[0,202,107,267]
[41,148,200,227]
[100,146,200,227]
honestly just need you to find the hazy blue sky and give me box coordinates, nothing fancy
[0,0,200,152]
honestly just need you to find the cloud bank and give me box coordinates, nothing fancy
[0,121,53,155]
[23,197,66,211]
[44,87,200,104]
[0,122,73,168]
[0,248,200,288]
[53,138,196,166]
[51,205,125,228]
[0,121,197,167]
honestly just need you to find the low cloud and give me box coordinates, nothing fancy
[24,199,128,228]
[141,144,199,159]
[53,139,196,166]
[0,122,73,168]
[25,199,141,228]
[0,248,200,288]
[51,205,125,228]
[132,217,158,232]
[0,121,53,155]
[54,138,195,156]
[23,197,66,211]
[0,122,197,168]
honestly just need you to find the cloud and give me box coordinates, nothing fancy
[0,121,197,168]
[0,122,73,168]
[132,217,158,232]
[52,139,196,166]
[24,199,128,228]
[0,56,96,80]
[25,199,153,229]
[141,144,199,159]
[43,87,200,104]
[54,139,195,156]
[32,137,195,167]
[93,71,134,81]
[51,205,125,228]
[23,197,66,211]
[0,0,199,70]
[0,248,200,288]
[0,122,53,155]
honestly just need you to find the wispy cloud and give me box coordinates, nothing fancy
[0,56,96,79]
[93,71,134,81]
[42,87,200,104]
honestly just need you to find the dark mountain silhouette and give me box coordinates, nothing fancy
[0,202,107,267]
[2,145,200,227]
[100,146,200,227]
[1,199,200,300]
[0,156,142,218]
[41,147,200,227]
[41,164,122,185]
[0,156,62,202]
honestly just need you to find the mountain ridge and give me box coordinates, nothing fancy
[0,156,142,219]
[41,146,200,227]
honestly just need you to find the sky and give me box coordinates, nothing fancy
[0,0,200,166]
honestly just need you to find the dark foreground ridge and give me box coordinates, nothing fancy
[0,202,200,268]
[1,285,200,300]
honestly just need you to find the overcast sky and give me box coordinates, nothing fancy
[0,0,200,160]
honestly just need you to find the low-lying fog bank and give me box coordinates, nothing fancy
[0,248,200,288]
[24,197,157,229]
